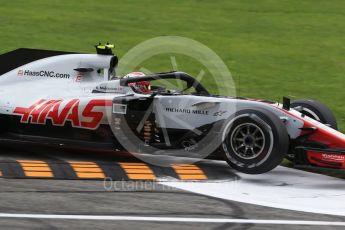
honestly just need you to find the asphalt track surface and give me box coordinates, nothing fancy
[0,146,344,230]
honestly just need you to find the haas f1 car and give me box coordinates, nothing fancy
[0,44,344,174]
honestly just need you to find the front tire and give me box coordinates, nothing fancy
[221,108,289,174]
[291,99,337,130]
[287,99,337,162]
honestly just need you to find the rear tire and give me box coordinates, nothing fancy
[221,108,289,174]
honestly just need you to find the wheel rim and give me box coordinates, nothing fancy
[230,123,265,160]
[301,108,321,122]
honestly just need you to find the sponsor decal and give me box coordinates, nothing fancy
[165,107,208,115]
[17,69,71,79]
[321,153,345,162]
[99,86,124,91]
[213,111,227,117]
[14,99,112,130]
[75,75,83,82]
[17,70,23,76]
[96,85,125,93]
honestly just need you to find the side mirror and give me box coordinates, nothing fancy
[283,96,291,110]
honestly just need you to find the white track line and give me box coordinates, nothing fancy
[0,213,343,226]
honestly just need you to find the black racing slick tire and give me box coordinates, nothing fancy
[291,99,337,130]
[221,108,289,174]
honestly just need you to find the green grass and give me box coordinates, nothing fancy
[1,0,345,123]
[1,0,345,177]
[2,1,345,128]
[0,1,345,122]
[0,0,345,126]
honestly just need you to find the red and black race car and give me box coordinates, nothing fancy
[0,44,344,174]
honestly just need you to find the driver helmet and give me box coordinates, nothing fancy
[123,72,151,93]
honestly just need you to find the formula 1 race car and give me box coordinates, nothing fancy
[0,44,344,174]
